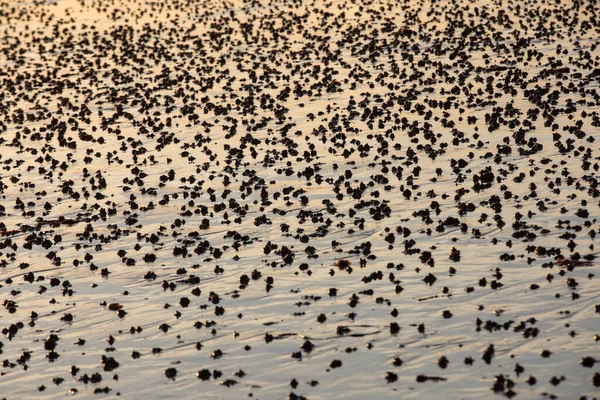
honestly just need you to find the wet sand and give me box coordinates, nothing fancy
[1,0,599,398]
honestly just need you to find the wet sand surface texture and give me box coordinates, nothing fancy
[1,0,600,398]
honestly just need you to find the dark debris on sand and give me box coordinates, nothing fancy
[0,0,599,398]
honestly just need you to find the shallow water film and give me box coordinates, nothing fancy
[1,0,600,398]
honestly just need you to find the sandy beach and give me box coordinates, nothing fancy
[1,0,599,398]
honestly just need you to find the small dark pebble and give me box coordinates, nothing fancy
[437,356,449,369]
[101,356,119,372]
[301,340,314,352]
[164,368,177,380]
[197,369,211,380]
[540,350,552,358]
[549,376,564,386]
[581,357,596,367]
[386,372,398,383]
[514,363,524,376]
